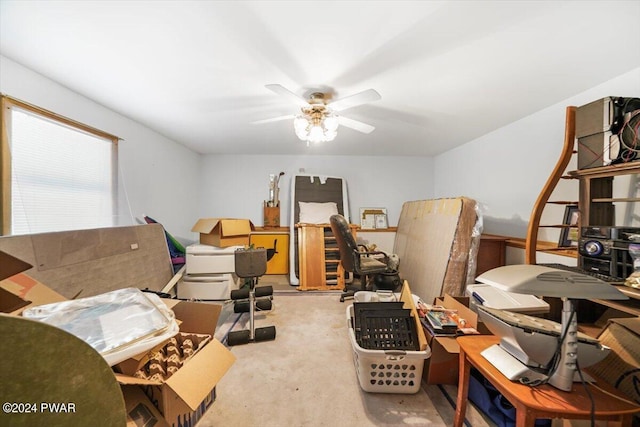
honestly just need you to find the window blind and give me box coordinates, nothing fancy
[8,107,117,235]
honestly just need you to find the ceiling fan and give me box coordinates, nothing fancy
[253,84,381,145]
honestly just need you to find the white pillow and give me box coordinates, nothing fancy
[298,202,339,224]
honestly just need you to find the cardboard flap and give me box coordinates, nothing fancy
[165,339,235,410]
[443,294,479,329]
[400,280,428,351]
[604,317,640,336]
[169,300,222,336]
[219,219,253,237]
[0,287,31,313]
[0,250,33,281]
[191,218,221,234]
[0,273,67,315]
[114,373,163,386]
[435,336,460,353]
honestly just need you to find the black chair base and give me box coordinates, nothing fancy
[340,290,355,302]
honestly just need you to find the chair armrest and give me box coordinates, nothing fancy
[356,249,389,265]
[358,250,387,257]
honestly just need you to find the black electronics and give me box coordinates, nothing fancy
[578,226,640,280]
[576,97,640,170]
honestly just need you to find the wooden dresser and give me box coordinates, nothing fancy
[475,235,507,277]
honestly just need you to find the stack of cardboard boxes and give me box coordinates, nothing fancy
[178,219,255,300]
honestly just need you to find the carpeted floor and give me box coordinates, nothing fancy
[199,293,494,427]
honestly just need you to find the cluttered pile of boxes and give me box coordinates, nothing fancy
[0,252,235,426]
[0,217,260,426]
[179,218,256,300]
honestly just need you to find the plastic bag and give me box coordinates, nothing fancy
[22,287,179,366]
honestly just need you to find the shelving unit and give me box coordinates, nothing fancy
[525,106,579,264]
[297,223,357,291]
[569,162,640,227]
[528,103,640,320]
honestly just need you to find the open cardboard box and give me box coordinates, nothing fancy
[588,317,640,406]
[1,250,235,426]
[0,250,66,315]
[122,385,170,427]
[191,218,255,247]
[422,294,490,384]
[115,299,236,426]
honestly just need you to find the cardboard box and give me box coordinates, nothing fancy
[0,250,66,315]
[588,317,640,405]
[1,250,235,427]
[191,218,254,248]
[422,294,488,384]
[122,385,169,427]
[115,299,236,426]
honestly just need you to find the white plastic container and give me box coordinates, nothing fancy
[185,244,242,274]
[347,305,431,394]
[177,273,238,300]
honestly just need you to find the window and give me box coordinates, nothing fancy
[1,95,120,235]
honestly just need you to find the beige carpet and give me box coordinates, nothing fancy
[199,294,494,427]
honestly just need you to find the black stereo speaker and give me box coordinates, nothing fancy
[577,97,640,170]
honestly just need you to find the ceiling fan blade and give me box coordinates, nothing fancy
[338,116,375,134]
[330,89,381,112]
[252,114,296,125]
[265,84,309,108]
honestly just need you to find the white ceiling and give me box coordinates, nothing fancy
[1,1,639,157]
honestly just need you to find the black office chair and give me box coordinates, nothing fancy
[330,214,389,302]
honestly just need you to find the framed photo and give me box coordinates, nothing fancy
[360,207,387,229]
[375,214,388,229]
[558,205,580,247]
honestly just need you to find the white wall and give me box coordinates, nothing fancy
[199,155,434,228]
[0,55,202,242]
[434,67,640,239]
[5,52,637,248]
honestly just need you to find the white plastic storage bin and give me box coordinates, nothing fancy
[347,305,430,394]
[177,273,238,300]
[185,244,242,275]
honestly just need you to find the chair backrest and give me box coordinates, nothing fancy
[330,214,359,273]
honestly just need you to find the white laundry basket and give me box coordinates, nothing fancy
[347,304,431,394]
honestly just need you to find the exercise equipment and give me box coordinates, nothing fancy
[227,248,276,346]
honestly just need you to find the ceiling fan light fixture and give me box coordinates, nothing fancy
[324,115,339,132]
[261,84,379,145]
[294,111,339,144]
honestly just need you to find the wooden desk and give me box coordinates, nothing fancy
[454,335,640,427]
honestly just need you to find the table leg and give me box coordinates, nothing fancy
[515,403,536,427]
[454,347,471,427]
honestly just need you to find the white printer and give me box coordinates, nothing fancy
[466,283,549,314]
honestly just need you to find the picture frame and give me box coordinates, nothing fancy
[360,207,387,230]
[375,214,388,229]
[558,205,580,247]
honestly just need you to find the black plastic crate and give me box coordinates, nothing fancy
[354,307,419,351]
